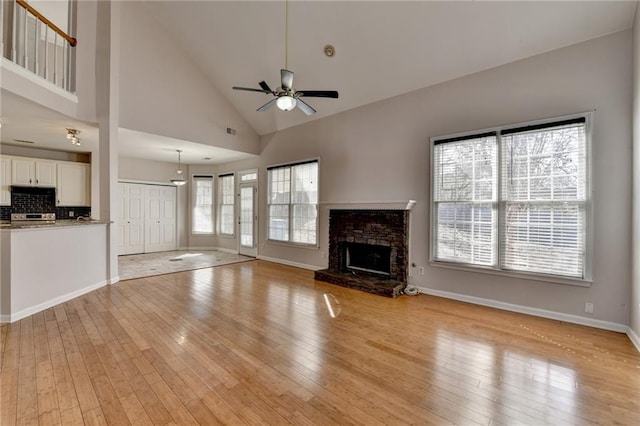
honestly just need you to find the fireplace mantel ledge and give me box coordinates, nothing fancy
[318,200,416,211]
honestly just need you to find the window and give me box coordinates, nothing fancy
[432,116,589,280]
[267,160,318,245]
[218,173,235,236]
[192,175,213,234]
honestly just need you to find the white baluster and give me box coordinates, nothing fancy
[44,24,48,80]
[11,0,16,61]
[53,31,57,86]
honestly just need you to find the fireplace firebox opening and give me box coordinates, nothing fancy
[342,242,391,276]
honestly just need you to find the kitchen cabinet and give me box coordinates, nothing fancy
[1,157,11,205]
[57,162,90,206]
[11,158,57,187]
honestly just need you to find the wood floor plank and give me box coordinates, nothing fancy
[16,353,38,425]
[1,260,639,425]
[36,358,61,425]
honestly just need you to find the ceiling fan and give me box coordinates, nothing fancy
[232,0,339,116]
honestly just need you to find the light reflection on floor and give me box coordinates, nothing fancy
[433,329,579,424]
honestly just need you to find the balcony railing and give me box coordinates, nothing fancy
[1,0,76,93]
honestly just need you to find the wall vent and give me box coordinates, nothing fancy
[13,139,35,144]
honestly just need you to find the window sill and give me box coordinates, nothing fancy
[218,234,235,239]
[428,260,592,287]
[266,239,319,251]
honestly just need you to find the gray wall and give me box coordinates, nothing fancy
[117,1,259,156]
[631,2,640,340]
[216,30,633,326]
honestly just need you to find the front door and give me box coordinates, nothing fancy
[239,183,257,257]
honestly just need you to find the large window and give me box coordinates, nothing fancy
[218,173,235,236]
[267,160,318,245]
[432,116,589,280]
[192,175,213,234]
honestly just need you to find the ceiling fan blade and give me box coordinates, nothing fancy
[298,90,339,98]
[281,69,294,90]
[257,98,278,112]
[259,81,273,93]
[233,86,272,94]
[296,98,316,116]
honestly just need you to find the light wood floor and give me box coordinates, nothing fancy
[1,260,639,425]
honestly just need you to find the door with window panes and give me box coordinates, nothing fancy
[239,170,258,257]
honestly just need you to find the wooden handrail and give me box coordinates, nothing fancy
[16,0,77,47]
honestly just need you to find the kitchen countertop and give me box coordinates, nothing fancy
[0,219,112,230]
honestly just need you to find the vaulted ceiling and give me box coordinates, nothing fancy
[145,0,637,136]
[1,1,637,164]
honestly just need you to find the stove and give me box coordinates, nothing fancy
[11,213,56,225]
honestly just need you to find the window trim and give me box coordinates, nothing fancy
[429,112,592,284]
[218,172,235,237]
[266,157,320,247]
[191,174,214,235]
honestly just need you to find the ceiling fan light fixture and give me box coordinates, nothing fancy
[276,95,297,111]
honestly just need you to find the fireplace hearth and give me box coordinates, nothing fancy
[315,209,409,298]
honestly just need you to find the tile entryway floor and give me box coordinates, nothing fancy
[118,250,255,281]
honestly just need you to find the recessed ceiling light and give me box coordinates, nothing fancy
[323,44,335,58]
[203,157,212,160]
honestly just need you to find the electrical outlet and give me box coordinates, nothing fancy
[69,211,74,218]
[418,267,425,275]
[585,302,594,314]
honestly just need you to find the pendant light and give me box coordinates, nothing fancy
[170,149,187,186]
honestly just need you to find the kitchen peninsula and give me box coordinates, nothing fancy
[0,219,111,323]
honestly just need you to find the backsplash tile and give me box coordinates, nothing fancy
[56,206,91,220]
[4,187,91,220]
[11,186,56,213]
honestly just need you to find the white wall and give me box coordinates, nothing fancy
[117,1,260,157]
[217,31,633,327]
[631,2,640,341]
[119,157,189,249]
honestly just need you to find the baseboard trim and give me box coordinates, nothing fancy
[109,276,120,285]
[627,327,640,353]
[5,280,109,323]
[257,255,323,271]
[0,314,10,323]
[418,287,628,333]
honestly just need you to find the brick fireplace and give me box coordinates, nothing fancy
[315,209,409,298]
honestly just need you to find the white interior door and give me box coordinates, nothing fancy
[118,183,145,255]
[239,183,257,257]
[145,185,177,253]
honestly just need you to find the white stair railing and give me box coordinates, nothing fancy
[1,0,76,93]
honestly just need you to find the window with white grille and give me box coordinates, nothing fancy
[192,175,213,234]
[218,173,235,236]
[267,160,318,245]
[432,116,589,280]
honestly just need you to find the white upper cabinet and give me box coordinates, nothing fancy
[11,158,57,187]
[1,157,11,206]
[57,162,90,206]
